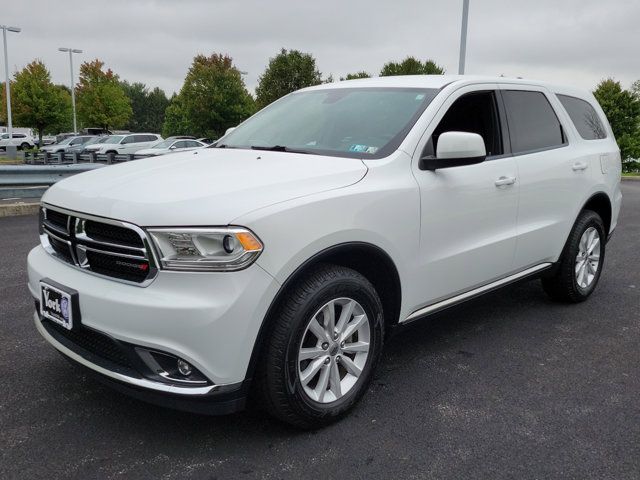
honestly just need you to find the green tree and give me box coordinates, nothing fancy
[8,60,72,145]
[76,59,132,131]
[162,53,254,138]
[593,79,640,164]
[255,48,322,109]
[120,81,169,133]
[380,57,444,76]
[162,93,191,137]
[340,71,371,81]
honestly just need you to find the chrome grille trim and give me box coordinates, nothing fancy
[40,203,159,287]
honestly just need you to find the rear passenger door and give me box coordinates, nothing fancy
[499,85,593,269]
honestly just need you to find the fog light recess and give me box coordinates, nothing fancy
[135,347,210,386]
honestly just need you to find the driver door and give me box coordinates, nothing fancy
[410,85,519,307]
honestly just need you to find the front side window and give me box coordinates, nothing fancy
[102,135,125,144]
[502,90,564,154]
[219,87,439,159]
[426,90,503,158]
[153,139,174,149]
[557,94,607,140]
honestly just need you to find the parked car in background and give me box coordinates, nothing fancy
[65,136,103,154]
[40,135,99,154]
[82,133,163,155]
[136,139,207,156]
[55,132,78,143]
[197,137,216,145]
[34,136,57,147]
[0,133,36,150]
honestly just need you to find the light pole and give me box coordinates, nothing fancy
[59,47,82,133]
[1,25,21,158]
[458,0,469,74]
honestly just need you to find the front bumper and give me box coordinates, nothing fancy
[28,245,280,407]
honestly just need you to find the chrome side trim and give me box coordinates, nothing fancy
[34,312,222,396]
[403,263,552,323]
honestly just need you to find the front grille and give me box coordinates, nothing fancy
[40,205,156,285]
[43,319,135,371]
[86,250,150,283]
[85,220,144,248]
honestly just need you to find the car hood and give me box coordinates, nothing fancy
[42,148,368,226]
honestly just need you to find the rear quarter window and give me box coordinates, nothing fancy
[502,90,565,154]
[557,94,607,140]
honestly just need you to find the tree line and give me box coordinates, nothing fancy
[0,48,638,169]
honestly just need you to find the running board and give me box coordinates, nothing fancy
[402,263,553,323]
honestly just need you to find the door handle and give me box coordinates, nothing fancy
[572,161,588,171]
[494,176,516,187]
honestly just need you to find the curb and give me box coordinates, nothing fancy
[0,202,40,218]
[621,176,640,181]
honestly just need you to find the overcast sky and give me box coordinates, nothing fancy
[2,0,639,96]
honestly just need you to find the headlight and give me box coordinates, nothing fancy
[147,227,263,272]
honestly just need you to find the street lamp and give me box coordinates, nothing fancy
[458,0,470,74]
[59,47,83,133]
[1,25,21,158]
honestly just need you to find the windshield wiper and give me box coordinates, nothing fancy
[250,145,313,155]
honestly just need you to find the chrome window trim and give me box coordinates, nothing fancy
[40,203,160,287]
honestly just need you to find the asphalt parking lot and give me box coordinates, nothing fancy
[1,182,639,480]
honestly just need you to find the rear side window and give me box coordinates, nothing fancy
[502,90,565,154]
[557,94,607,140]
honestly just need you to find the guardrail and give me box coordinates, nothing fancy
[23,151,145,165]
[0,164,107,200]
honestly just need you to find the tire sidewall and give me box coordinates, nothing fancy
[282,275,383,421]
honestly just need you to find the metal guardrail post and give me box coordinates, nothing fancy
[58,152,64,164]
[43,151,49,164]
[72,152,78,164]
[128,154,134,162]
[107,152,114,165]
[89,152,96,163]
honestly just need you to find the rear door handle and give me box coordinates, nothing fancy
[572,161,588,171]
[494,176,516,187]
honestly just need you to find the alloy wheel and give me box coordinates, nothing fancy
[297,297,370,403]
[575,226,601,289]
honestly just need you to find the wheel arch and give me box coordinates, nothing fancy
[581,191,612,235]
[245,242,402,383]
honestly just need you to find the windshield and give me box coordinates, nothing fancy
[219,87,438,158]
[102,135,124,144]
[57,137,75,145]
[152,139,174,149]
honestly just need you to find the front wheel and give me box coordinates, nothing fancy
[542,210,606,302]
[20,143,30,150]
[256,264,384,429]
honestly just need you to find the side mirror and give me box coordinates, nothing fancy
[419,131,486,171]
[169,145,177,150]
[225,127,236,136]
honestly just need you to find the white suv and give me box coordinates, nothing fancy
[0,132,36,150]
[82,133,162,155]
[28,76,622,428]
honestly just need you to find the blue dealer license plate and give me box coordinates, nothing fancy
[40,281,74,330]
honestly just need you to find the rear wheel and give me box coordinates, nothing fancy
[256,264,384,429]
[20,142,30,150]
[542,210,606,302]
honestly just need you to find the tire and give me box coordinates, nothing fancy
[542,210,606,302]
[255,264,384,429]
[20,143,30,150]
